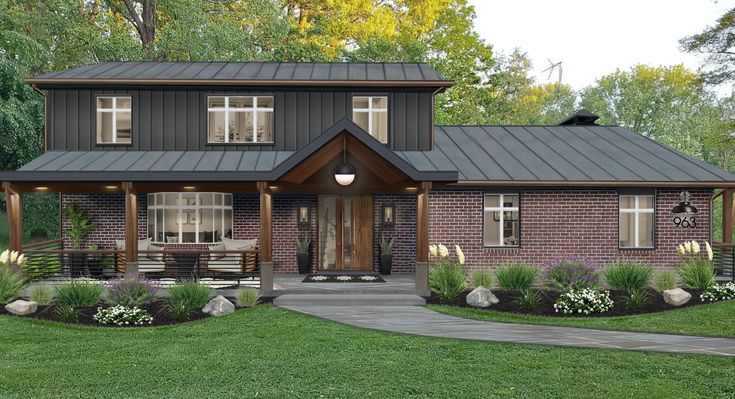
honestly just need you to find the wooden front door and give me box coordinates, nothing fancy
[318,195,373,271]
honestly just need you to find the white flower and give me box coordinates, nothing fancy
[691,241,701,255]
[455,245,465,265]
[0,250,8,265]
[429,245,438,257]
[336,275,352,281]
[683,241,692,254]
[16,254,26,268]
[9,251,18,263]
[438,244,449,258]
[705,241,713,261]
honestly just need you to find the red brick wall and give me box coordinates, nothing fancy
[373,195,416,273]
[272,194,318,274]
[429,189,712,271]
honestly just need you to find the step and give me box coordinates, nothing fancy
[273,294,426,306]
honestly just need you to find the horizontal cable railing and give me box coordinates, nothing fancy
[712,243,734,282]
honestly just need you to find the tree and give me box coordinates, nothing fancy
[680,7,735,85]
[580,64,722,159]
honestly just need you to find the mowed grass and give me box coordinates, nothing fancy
[0,306,733,398]
[428,300,735,338]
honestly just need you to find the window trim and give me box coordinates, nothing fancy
[618,193,656,249]
[147,192,233,244]
[352,95,389,144]
[483,193,521,248]
[206,95,274,144]
[95,95,133,145]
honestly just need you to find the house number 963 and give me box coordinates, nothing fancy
[673,216,696,228]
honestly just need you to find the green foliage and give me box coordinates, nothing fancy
[652,271,677,292]
[429,260,467,303]
[295,235,310,254]
[604,261,653,293]
[379,234,395,255]
[29,285,53,305]
[543,258,599,292]
[55,303,77,323]
[105,275,160,307]
[167,280,211,320]
[54,280,103,308]
[22,193,59,241]
[626,289,650,312]
[680,7,735,84]
[235,288,260,307]
[495,262,538,291]
[64,204,94,249]
[0,263,25,304]
[470,269,493,288]
[518,289,541,312]
[678,258,715,289]
[24,256,61,281]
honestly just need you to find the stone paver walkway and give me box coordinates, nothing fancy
[282,305,735,356]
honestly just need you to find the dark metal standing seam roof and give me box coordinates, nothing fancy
[395,125,735,186]
[27,62,452,86]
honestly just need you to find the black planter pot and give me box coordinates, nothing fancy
[86,257,103,278]
[297,252,310,274]
[380,254,393,275]
[69,253,88,277]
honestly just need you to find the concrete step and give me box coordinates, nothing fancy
[273,293,426,306]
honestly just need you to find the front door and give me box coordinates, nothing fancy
[318,195,373,271]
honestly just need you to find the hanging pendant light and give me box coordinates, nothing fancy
[672,190,699,215]
[334,135,355,186]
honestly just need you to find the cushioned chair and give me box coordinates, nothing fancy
[115,239,166,273]
[207,238,257,275]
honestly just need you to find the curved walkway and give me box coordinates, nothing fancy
[282,305,735,356]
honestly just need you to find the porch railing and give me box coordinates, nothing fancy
[21,240,259,287]
[712,242,735,282]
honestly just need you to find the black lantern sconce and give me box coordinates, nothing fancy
[382,203,396,229]
[297,205,311,230]
[672,191,699,215]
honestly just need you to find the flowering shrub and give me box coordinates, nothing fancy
[676,240,715,289]
[105,274,160,307]
[554,288,614,315]
[542,257,599,292]
[93,305,153,326]
[701,283,735,302]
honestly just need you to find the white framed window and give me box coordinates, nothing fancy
[207,96,274,144]
[96,96,132,144]
[352,96,388,143]
[483,194,520,247]
[147,193,233,244]
[619,194,654,248]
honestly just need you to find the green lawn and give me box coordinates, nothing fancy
[0,306,733,398]
[428,300,735,338]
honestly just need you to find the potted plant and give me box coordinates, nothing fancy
[296,234,310,274]
[65,204,95,276]
[380,234,395,275]
[86,244,103,277]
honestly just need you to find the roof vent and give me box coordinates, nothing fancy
[558,109,600,126]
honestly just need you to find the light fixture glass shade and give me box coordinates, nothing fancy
[334,163,356,186]
[672,202,699,215]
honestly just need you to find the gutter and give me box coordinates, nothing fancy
[25,78,455,88]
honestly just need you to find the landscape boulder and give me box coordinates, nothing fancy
[5,300,38,316]
[663,288,691,306]
[466,287,499,308]
[202,295,235,316]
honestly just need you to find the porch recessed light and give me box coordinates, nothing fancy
[183,186,196,190]
[269,186,278,190]
[104,185,118,190]
[35,186,49,191]
[405,187,418,191]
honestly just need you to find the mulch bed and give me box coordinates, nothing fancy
[426,289,707,317]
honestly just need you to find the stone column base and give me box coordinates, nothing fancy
[415,261,430,297]
[125,262,139,275]
[260,261,274,296]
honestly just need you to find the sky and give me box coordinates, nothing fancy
[468,0,733,93]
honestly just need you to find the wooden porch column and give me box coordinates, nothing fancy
[258,182,273,262]
[122,182,138,264]
[724,188,735,244]
[2,182,22,252]
[416,182,431,296]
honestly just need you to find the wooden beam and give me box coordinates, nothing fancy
[258,182,273,262]
[3,182,22,251]
[724,188,735,244]
[416,182,431,263]
[122,182,138,263]
[280,136,345,184]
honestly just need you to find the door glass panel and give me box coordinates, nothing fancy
[343,198,352,269]
[318,195,337,270]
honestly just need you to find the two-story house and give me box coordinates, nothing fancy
[1,62,734,293]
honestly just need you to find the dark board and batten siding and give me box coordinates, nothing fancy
[47,87,434,152]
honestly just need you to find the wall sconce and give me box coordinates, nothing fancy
[297,205,311,229]
[672,190,699,215]
[382,203,396,228]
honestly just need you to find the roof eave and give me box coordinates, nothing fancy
[25,78,455,88]
[453,180,735,188]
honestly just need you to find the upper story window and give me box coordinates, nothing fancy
[353,96,388,143]
[483,194,520,247]
[619,194,654,248]
[208,96,273,144]
[96,96,132,144]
